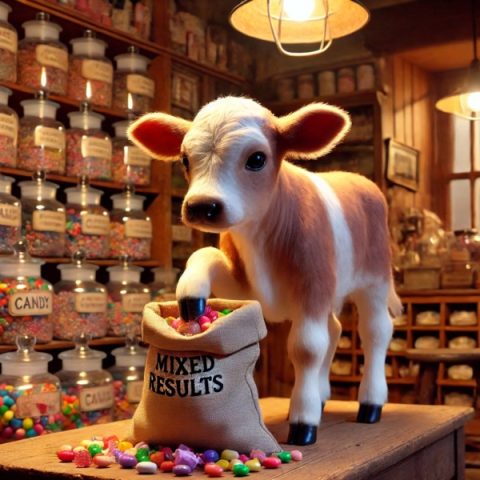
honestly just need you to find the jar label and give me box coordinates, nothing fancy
[0,26,17,53]
[125,146,150,167]
[32,210,65,233]
[0,113,18,143]
[81,213,110,235]
[9,290,53,316]
[36,45,68,72]
[81,137,112,160]
[450,249,470,262]
[82,59,113,84]
[34,126,66,151]
[0,203,20,227]
[126,380,143,403]
[172,225,192,242]
[122,293,150,313]
[79,385,114,412]
[125,219,152,238]
[127,74,155,98]
[16,390,60,418]
[75,292,107,313]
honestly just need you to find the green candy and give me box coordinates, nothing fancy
[233,464,250,477]
[136,448,150,461]
[0,405,8,415]
[220,309,232,315]
[276,451,292,463]
[88,444,103,457]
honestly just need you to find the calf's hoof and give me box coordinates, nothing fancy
[178,297,206,321]
[287,423,317,445]
[357,403,383,423]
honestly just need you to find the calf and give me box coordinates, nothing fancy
[129,96,402,445]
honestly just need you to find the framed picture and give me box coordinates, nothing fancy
[385,139,419,191]
[171,70,199,112]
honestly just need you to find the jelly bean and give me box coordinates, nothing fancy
[57,450,75,462]
[93,455,115,468]
[88,443,103,457]
[160,460,175,472]
[291,449,303,461]
[205,463,224,477]
[249,449,266,462]
[276,451,292,463]
[221,449,240,461]
[136,447,150,461]
[150,451,165,466]
[136,461,158,474]
[22,418,33,430]
[239,454,250,463]
[263,456,282,469]
[233,463,250,477]
[172,464,192,476]
[74,449,92,468]
[229,459,243,470]
[203,449,220,463]
[117,440,133,452]
[119,453,137,468]
[245,458,262,472]
[216,459,229,470]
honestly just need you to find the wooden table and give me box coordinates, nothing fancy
[0,398,473,480]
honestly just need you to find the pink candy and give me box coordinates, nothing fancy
[74,449,92,468]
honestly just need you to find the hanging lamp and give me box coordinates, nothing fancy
[229,0,370,57]
[436,0,480,120]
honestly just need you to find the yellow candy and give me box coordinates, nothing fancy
[73,446,86,453]
[245,459,262,472]
[118,441,133,452]
[80,440,92,448]
[216,459,229,470]
[124,448,137,456]
[3,411,13,422]
[221,449,240,461]
[228,459,243,471]
[22,418,33,430]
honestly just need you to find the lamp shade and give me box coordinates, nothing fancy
[229,0,369,44]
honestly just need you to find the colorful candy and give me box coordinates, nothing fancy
[0,2,16,83]
[168,306,232,336]
[0,88,18,167]
[109,221,151,259]
[0,176,21,255]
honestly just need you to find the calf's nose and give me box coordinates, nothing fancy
[185,197,224,223]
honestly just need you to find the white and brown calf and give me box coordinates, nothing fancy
[129,96,402,446]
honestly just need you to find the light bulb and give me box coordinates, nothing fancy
[465,91,480,112]
[283,0,315,21]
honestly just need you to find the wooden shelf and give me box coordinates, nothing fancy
[39,258,162,267]
[398,288,480,297]
[445,326,479,331]
[438,379,477,388]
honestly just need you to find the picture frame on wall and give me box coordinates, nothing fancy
[171,70,200,112]
[385,139,419,191]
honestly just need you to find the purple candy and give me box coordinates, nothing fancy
[203,449,220,463]
[119,453,138,468]
[174,448,199,470]
[172,464,192,476]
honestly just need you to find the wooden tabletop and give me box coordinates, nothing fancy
[405,348,480,362]
[0,398,473,480]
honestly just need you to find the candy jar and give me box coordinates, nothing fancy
[107,259,151,336]
[109,187,152,260]
[18,171,65,257]
[108,336,147,420]
[66,103,112,180]
[111,119,151,185]
[57,336,114,429]
[0,336,63,442]
[150,267,179,301]
[65,178,110,259]
[68,30,113,108]
[18,12,68,95]
[0,2,17,82]
[0,175,21,255]
[0,87,19,168]
[0,240,53,344]
[113,46,154,114]
[53,251,108,340]
[17,93,66,174]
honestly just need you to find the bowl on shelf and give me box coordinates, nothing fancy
[448,310,477,326]
[415,310,440,326]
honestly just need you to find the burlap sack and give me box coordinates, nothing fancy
[129,299,280,453]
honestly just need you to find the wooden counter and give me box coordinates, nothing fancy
[0,398,473,480]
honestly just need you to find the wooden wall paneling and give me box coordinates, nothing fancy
[393,55,406,144]
[404,61,414,147]
[151,0,171,47]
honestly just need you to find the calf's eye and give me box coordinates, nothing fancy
[246,151,266,171]
[182,155,189,172]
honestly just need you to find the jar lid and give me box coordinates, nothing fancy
[58,250,99,281]
[58,334,106,372]
[0,336,52,376]
[18,171,59,199]
[0,239,44,277]
[0,1,12,16]
[114,47,150,72]
[107,256,143,283]
[111,187,145,210]
[68,108,104,130]
[111,336,147,367]
[113,120,131,138]
[454,228,478,236]
[70,30,107,57]
[22,12,62,40]
[0,86,11,106]
[21,98,60,119]
[65,177,103,205]
[0,174,14,194]
[152,267,180,286]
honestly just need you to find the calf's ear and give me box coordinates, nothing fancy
[276,103,351,160]
[127,112,192,161]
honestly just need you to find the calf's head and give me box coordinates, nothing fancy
[128,96,350,233]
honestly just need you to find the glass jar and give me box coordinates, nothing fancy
[19,172,65,257]
[0,241,53,344]
[65,179,110,259]
[68,30,113,108]
[0,175,21,255]
[0,336,62,442]
[18,12,68,96]
[57,336,114,429]
[150,267,179,301]
[108,336,146,420]
[18,94,66,174]
[0,2,17,83]
[107,260,150,336]
[0,87,18,168]
[66,104,112,180]
[297,73,314,99]
[53,251,108,340]
[337,67,356,93]
[111,119,151,185]
[113,46,154,114]
[109,188,152,260]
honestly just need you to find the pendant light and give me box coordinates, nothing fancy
[436,0,480,120]
[229,0,370,57]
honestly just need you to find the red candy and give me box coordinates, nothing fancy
[160,460,175,472]
[263,456,282,469]
[57,450,75,462]
[150,451,165,466]
[73,449,92,468]
[204,463,224,477]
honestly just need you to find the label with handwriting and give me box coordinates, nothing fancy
[36,45,68,71]
[32,210,65,233]
[81,137,112,160]
[122,293,150,313]
[34,126,66,150]
[125,219,152,239]
[0,203,20,227]
[16,391,60,418]
[127,380,143,403]
[75,292,107,313]
[127,74,155,98]
[125,146,150,167]
[79,385,114,412]
[81,213,110,235]
[0,113,17,142]
[0,27,17,53]
[9,291,53,316]
[82,59,113,84]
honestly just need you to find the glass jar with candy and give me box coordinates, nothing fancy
[65,178,110,259]
[108,336,147,420]
[0,175,21,255]
[68,30,113,108]
[0,1,17,83]
[17,93,66,174]
[53,251,108,340]
[57,336,114,429]
[0,336,63,442]
[107,259,151,336]
[0,240,53,344]
[109,187,152,260]
[150,267,179,301]
[18,12,68,96]
[0,87,19,168]
[113,46,154,114]
[111,119,151,185]
[18,171,65,257]
[66,103,112,180]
